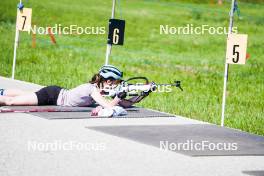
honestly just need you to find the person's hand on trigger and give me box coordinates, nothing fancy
[117,91,127,99]
[142,82,156,97]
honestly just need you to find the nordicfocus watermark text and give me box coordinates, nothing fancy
[30,24,106,35]
[160,24,238,35]
[27,140,106,152]
[160,140,238,151]
[101,83,173,94]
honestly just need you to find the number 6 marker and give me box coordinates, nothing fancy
[226,34,248,65]
[107,19,125,45]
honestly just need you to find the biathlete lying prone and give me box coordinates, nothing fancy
[0,65,151,115]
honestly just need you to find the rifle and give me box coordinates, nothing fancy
[101,77,183,97]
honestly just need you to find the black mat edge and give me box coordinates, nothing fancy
[87,124,264,157]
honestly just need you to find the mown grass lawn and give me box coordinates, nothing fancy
[0,0,263,135]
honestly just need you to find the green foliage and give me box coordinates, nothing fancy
[159,0,264,4]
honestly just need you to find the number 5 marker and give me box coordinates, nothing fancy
[226,34,248,65]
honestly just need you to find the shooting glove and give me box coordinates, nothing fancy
[142,82,156,97]
[117,91,127,99]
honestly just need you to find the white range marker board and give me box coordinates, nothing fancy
[12,8,32,79]
[226,34,248,65]
[16,8,32,32]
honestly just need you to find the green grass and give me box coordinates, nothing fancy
[0,0,263,135]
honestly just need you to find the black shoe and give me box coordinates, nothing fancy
[0,89,4,96]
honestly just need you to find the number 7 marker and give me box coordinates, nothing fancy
[12,6,32,79]
[226,34,248,65]
[16,8,32,32]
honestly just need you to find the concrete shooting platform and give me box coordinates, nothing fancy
[0,76,263,176]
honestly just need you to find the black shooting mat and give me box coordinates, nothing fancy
[0,106,175,119]
[87,124,264,156]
